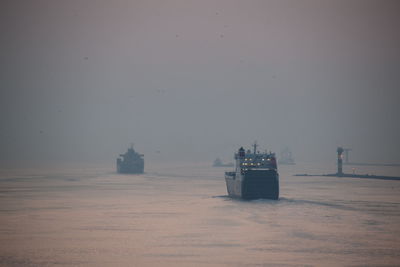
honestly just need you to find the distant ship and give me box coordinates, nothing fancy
[225,143,279,200]
[116,145,144,174]
[213,158,234,167]
[278,147,295,165]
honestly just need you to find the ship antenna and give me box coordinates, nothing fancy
[253,141,257,154]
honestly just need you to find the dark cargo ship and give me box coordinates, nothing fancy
[213,158,234,167]
[225,143,279,200]
[116,145,144,174]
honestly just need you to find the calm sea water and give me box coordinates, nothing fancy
[0,162,399,266]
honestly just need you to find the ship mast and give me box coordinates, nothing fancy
[253,141,258,154]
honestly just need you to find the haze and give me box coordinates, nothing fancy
[1,0,399,165]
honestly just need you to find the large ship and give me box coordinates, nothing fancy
[116,145,144,174]
[225,143,279,200]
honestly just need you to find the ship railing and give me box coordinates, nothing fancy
[241,166,277,170]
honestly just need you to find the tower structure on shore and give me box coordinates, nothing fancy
[337,147,344,176]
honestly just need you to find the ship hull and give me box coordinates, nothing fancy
[117,161,144,174]
[225,169,279,200]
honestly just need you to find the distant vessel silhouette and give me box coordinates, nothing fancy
[116,145,144,174]
[225,143,279,200]
[278,147,295,165]
[213,158,234,167]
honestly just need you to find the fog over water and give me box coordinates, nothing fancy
[0,163,400,266]
[1,0,400,165]
[1,2,400,266]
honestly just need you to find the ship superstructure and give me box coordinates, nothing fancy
[225,143,279,200]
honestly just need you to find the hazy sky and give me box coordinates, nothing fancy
[1,0,399,164]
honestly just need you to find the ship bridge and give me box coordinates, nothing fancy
[234,142,277,170]
[239,153,276,169]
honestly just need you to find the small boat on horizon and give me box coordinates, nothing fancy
[213,158,234,167]
[278,147,295,165]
